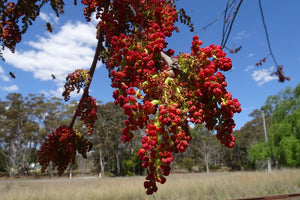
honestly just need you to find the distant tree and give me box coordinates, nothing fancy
[42,97,65,134]
[0,93,39,176]
[0,93,69,176]
[22,94,54,165]
[121,147,144,176]
[248,142,269,167]
[0,147,7,174]
[91,102,142,176]
[180,158,194,172]
[186,125,220,173]
[225,109,267,170]
[278,135,300,167]
[249,84,300,168]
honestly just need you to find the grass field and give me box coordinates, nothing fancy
[0,169,300,200]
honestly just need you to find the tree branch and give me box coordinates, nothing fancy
[258,0,278,67]
[69,35,104,128]
[0,149,9,159]
[128,4,145,33]
[160,52,181,71]
[221,0,244,49]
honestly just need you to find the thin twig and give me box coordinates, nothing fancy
[221,0,243,49]
[128,4,137,16]
[258,0,278,67]
[221,0,231,46]
[198,10,225,33]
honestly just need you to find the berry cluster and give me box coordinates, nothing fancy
[39,69,96,174]
[185,35,242,147]
[256,57,267,66]
[2,1,241,193]
[37,125,91,175]
[0,0,64,53]
[81,0,241,194]
[62,69,91,101]
[0,2,22,52]
[76,95,98,135]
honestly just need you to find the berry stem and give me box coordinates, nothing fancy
[69,33,104,128]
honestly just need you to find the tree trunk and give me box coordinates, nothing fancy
[116,152,120,175]
[99,150,104,178]
[9,141,17,179]
[67,163,72,178]
[204,145,210,173]
[80,155,86,176]
[205,156,210,173]
[49,161,53,177]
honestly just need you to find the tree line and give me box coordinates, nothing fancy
[0,83,299,176]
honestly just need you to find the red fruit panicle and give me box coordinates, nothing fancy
[76,95,98,135]
[62,69,91,101]
[37,126,90,175]
[78,0,241,195]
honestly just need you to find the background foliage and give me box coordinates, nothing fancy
[0,83,299,176]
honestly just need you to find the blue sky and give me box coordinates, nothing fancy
[0,1,299,130]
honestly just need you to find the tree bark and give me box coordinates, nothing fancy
[204,145,210,173]
[99,150,104,178]
[49,161,53,177]
[205,155,210,173]
[80,156,86,176]
[116,152,120,175]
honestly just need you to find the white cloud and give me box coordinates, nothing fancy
[39,12,50,22]
[39,12,59,24]
[0,66,10,81]
[248,53,254,57]
[252,67,278,86]
[0,85,19,92]
[233,30,250,40]
[40,84,83,99]
[244,65,254,72]
[3,20,100,97]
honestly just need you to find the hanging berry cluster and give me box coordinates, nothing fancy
[38,70,97,174]
[62,69,91,101]
[37,125,91,175]
[0,0,64,55]
[61,68,98,133]
[75,95,98,135]
[81,0,241,195]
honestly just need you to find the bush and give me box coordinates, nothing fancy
[181,158,194,172]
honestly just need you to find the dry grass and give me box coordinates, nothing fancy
[0,169,299,200]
